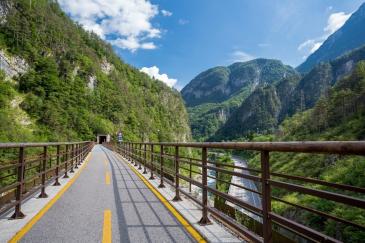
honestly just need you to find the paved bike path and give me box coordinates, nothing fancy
[20,145,195,242]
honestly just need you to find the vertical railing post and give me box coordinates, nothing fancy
[158,145,165,188]
[133,144,137,166]
[215,163,219,191]
[70,144,75,173]
[199,147,211,225]
[74,144,79,169]
[149,144,155,180]
[143,144,147,174]
[189,158,192,193]
[261,150,272,243]
[78,144,81,165]
[38,146,48,198]
[173,146,182,201]
[129,143,132,162]
[53,145,61,186]
[138,144,142,170]
[63,145,69,178]
[10,147,26,219]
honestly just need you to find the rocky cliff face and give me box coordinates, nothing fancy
[182,59,298,107]
[182,59,299,140]
[211,45,365,141]
[0,50,29,78]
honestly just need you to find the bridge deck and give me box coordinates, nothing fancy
[19,145,196,242]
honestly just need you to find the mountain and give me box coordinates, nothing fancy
[297,3,365,73]
[0,0,191,142]
[213,45,365,140]
[181,59,299,140]
[182,59,297,107]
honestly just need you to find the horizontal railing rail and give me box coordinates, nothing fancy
[0,141,94,219]
[107,141,365,243]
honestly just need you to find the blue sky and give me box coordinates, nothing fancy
[59,0,364,90]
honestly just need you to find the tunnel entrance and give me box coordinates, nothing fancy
[96,134,110,144]
[98,135,106,144]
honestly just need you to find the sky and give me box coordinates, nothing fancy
[58,0,365,90]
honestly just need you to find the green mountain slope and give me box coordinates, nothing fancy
[0,0,191,142]
[213,46,365,141]
[247,61,365,242]
[182,59,298,140]
[297,3,365,73]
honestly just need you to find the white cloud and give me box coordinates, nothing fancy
[178,19,189,25]
[58,0,161,52]
[161,10,172,17]
[298,11,351,57]
[231,51,255,63]
[324,12,351,35]
[140,66,177,88]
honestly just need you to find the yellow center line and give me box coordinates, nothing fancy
[105,172,110,185]
[102,210,112,243]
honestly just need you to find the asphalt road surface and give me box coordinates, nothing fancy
[227,156,262,222]
[20,145,195,243]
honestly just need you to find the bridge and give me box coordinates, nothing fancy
[0,141,364,242]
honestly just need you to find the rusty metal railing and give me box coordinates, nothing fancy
[108,141,365,243]
[0,141,94,219]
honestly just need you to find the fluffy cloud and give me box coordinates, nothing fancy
[298,11,351,56]
[58,0,161,52]
[231,51,255,63]
[324,12,351,35]
[140,66,177,88]
[161,10,172,17]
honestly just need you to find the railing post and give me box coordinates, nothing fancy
[130,143,132,163]
[261,150,272,243]
[138,144,142,170]
[78,144,81,165]
[38,146,48,198]
[143,144,147,174]
[149,144,155,180]
[189,158,192,193]
[215,162,219,191]
[10,147,26,219]
[199,147,211,225]
[74,144,79,169]
[53,145,61,186]
[70,144,75,173]
[128,143,131,161]
[133,144,137,166]
[63,145,69,178]
[158,145,165,188]
[173,146,182,201]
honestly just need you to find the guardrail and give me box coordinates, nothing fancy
[0,141,94,219]
[108,141,365,243]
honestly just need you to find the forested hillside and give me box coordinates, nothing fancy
[182,59,298,141]
[212,45,365,141]
[0,0,191,142]
[247,62,365,242]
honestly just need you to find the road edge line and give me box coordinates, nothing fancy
[8,153,92,243]
[115,152,207,243]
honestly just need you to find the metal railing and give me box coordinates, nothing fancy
[0,141,94,219]
[108,141,365,243]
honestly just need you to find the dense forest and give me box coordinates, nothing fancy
[0,0,191,143]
